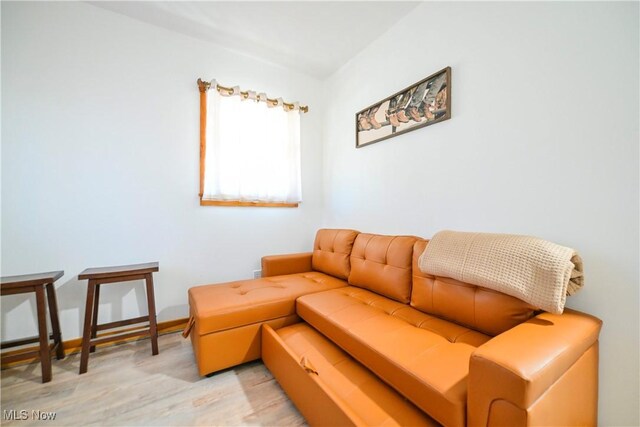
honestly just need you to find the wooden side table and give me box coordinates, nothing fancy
[1,271,65,383]
[78,262,159,374]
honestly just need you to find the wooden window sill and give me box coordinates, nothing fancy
[200,199,299,208]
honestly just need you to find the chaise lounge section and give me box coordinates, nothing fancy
[186,229,358,375]
[187,229,602,426]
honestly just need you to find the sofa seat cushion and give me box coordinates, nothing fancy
[189,272,347,335]
[297,287,492,427]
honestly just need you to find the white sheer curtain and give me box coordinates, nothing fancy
[202,83,302,203]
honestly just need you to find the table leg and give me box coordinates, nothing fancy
[90,284,100,353]
[35,286,52,383]
[79,280,96,374]
[145,273,159,356]
[45,282,65,360]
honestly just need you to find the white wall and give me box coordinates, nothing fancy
[1,2,325,339]
[322,2,639,425]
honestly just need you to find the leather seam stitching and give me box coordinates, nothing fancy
[473,286,478,329]
[384,237,393,265]
[330,231,338,252]
[430,278,436,318]
[361,234,373,259]
[349,257,410,269]
[197,313,299,335]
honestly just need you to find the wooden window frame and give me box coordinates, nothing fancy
[197,79,298,208]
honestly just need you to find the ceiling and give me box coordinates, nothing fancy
[89,1,421,79]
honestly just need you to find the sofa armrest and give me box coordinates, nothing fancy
[261,252,313,277]
[468,309,602,426]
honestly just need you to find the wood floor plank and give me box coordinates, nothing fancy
[1,332,307,426]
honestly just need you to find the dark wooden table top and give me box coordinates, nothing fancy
[0,271,64,289]
[78,262,159,280]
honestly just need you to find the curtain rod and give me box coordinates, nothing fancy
[197,78,309,113]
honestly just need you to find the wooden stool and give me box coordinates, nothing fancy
[78,262,159,374]
[1,271,65,383]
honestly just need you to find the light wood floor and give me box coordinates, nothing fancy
[1,332,307,426]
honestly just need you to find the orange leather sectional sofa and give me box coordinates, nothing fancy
[187,229,602,426]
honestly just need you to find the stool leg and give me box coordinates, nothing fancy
[145,273,159,356]
[45,282,65,360]
[79,280,96,374]
[90,284,100,353]
[36,286,52,383]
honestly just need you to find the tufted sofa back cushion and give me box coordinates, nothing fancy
[312,229,360,280]
[411,239,537,336]
[349,233,418,303]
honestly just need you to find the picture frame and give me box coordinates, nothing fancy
[355,66,451,148]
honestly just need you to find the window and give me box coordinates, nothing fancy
[197,79,306,207]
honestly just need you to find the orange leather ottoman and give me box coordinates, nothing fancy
[187,272,346,375]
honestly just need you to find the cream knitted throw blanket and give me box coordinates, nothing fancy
[418,230,584,314]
